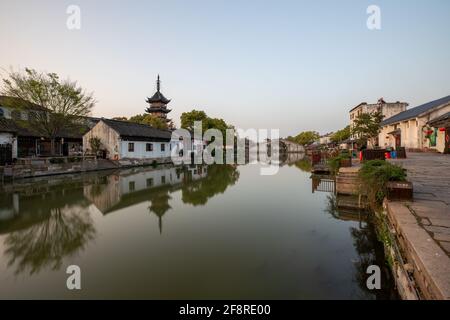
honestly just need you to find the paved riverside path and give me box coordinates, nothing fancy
[389,152,450,299]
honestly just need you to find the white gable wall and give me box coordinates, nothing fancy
[83,120,121,159]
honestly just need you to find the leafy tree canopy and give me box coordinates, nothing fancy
[1,68,95,155]
[180,110,208,132]
[331,125,351,143]
[289,131,320,146]
[128,113,168,130]
[180,109,233,139]
[351,111,384,146]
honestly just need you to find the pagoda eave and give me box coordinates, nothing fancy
[146,108,172,114]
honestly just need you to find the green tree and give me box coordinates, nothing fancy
[129,113,168,130]
[206,117,230,138]
[331,125,351,143]
[180,110,233,144]
[1,68,95,155]
[293,131,320,146]
[351,112,384,147]
[180,110,208,132]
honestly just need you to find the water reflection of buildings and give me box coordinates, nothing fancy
[311,174,335,193]
[279,152,306,166]
[0,164,238,276]
[84,165,209,233]
[318,185,397,299]
[0,182,95,275]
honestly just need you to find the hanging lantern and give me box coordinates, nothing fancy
[439,127,446,132]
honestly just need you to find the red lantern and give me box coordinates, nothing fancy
[439,127,446,132]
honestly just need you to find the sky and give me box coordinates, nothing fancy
[0,0,449,137]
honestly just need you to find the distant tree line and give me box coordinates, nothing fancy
[286,111,383,148]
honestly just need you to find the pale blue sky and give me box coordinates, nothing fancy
[1,0,449,136]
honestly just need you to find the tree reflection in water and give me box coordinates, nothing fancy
[3,190,96,276]
[148,190,172,234]
[290,158,312,173]
[146,165,240,233]
[324,194,397,299]
[181,165,239,206]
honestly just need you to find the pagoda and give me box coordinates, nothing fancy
[145,75,173,128]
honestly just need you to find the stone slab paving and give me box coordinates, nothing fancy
[389,153,450,299]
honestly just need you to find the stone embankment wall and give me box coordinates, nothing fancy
[0,156,173,179]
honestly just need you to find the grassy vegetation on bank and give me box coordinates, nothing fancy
[359,160,407,204]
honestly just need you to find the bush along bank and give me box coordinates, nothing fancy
[327,150,352,175]
[358,160,407,205]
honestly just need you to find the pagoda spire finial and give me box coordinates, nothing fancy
[157,74,161,92]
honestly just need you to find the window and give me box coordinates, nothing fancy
[128,143,134,152]
[161,143,165,152]
[146,143,153,152]
[161,176,166,184]
[129,181,135,192]
[0,108,4,118]
[146,178,154,187]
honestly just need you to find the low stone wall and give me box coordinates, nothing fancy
[381,200,450,300]
[1,156,174,179]
[2,158,107,179]
[118,157,172,167]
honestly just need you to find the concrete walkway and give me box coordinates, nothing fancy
[388,152,450,299]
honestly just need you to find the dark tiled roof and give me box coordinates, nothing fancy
[145,106,171,114]
[101,118,172,141]
[428,112,450,127]
[382,95,450,126]
[0,117,88,139]
[0,95,47,111]
[146,91,171,104]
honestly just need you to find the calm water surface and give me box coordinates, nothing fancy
[0,159,394,299]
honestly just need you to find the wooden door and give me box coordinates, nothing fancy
[0,144,12,165]
[395,134,401,149]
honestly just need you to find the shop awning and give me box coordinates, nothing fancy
[387,129,401,136]
[428,112,450,128]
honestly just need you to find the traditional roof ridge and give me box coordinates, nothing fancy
[101,117,172,132]
[99,118,172,141]
[0,95,47,111]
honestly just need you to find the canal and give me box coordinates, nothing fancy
[0,159,395,299]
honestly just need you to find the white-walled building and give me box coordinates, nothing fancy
[83,118,176,161]
[349,98,408,144]
[319,132,334,145]
[378,95,450,153]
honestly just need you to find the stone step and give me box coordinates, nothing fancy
[336,176,360,182]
